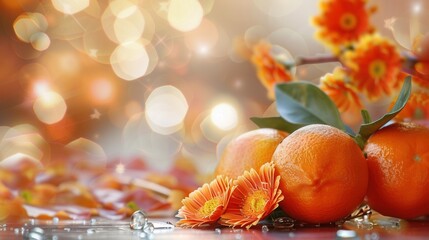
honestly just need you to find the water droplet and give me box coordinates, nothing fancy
[30,218,35,225]
[214,228,221,234]
[370,232,379,240]
[27,232,44,240]
[64,227,71,232]
[52,235,59,240]
[139,232,147,238]
[233,229,243,234]
[261,225,269,233]
[130,210,148,230]
[87,228,96,234]
[235,233,242,240]
[30,227,45,235]
[144,222,155,233]
[336,229,358,239]
[78,234,83,240]
[288,232,296,238]
[273,217,295,229]
[90,218,97,225]
[52,217,59,225]
[335,220,345,227]
[14,228,20,235]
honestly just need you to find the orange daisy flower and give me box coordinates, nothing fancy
[320,67,363,126]
[312,0,376,52]
[342,34,403,100]
[251,41,293,100]
[219,162,284,229]
[175,175,235,228]
[394,91,429,121]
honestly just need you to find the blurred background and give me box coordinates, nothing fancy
[0,0,426,177]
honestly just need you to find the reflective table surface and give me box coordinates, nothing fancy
[1,217,429,240]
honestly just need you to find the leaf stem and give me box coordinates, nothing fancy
[295,55,340,66]
[360,110,372,124]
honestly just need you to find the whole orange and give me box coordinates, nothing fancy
[214,128,287,179]
[364,122,429,219]
[272,124,368,223]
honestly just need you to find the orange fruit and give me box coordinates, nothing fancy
[215,128,288,179]
[364,122,429,219]
[272,124,368,223]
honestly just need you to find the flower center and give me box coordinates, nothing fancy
[241,190,269,217]
[369,60,386,79]
[340,13,357,30]
[198,197,221,218]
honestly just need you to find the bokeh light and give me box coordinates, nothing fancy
[210,103,238,131]
[33,91,67,124]
[110,41,149,80]
[168,0,204,32]
[145,85,189,135]
[33,81,51,97]
[102,0,146,44]
[13,12,48,43]
[66,138,107,172]
[90,79,114,104]
[30,32,51,51]
[51,0,89,15]
[123,113,183,171]
[184,19,219,54]
[253,0,303,17]
[0,124,49,164]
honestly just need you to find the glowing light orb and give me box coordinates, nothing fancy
[210,103,238,131]
[145,85,188,135]
[101,0,146,44]
[184,19,219,54]
[33,81,51,97]
[51,0,89,15]
[91,79,114,104]
[13,13,48,43]
[30,32,51,51]
[110,41,149,81]
[66,138,106,171]
[168,0,203,32]
[413,3,422,14]
[33,91,67,124]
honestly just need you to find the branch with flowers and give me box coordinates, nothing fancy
[175,0,429,229]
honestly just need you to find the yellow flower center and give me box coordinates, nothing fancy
[198,197,221,218]
[340,13,357,30]
[242,190,269,217]
[369,60,387,79]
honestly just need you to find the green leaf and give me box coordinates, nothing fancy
[357,76,412,142]
[251,116,305,133]
[275,82,345,131]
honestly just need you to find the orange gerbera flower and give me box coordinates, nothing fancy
[175,175,235,228]
[219,162,283,229]
[312,0,376,52]
[394,91,429,121]
[251,41,293,100]
[320,67,363,127]
[342,34,403,100]
[410,33,429,88]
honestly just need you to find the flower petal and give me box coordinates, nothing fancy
[220,162,284,229]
